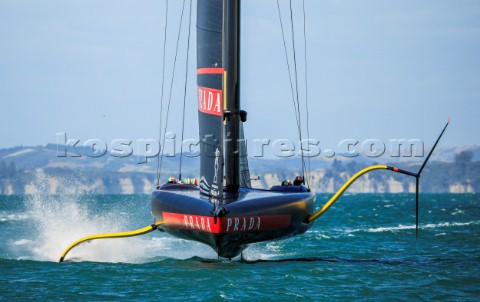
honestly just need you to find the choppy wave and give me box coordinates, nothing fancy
[0,212,29,222]
[339,220,480,234]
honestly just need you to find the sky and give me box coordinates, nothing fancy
[0,0,479,159]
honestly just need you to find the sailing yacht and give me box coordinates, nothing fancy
[151,0,315,259]
[59,0,448,262]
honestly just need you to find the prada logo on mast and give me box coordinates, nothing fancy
[198,86,222,116]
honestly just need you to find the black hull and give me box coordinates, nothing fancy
[151,184,315,258]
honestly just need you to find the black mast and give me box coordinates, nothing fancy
[223,0,241,194]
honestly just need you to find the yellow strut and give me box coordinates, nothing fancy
[308,165,388,223]
[59,221,164,262]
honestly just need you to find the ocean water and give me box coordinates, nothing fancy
[0,192,478,301]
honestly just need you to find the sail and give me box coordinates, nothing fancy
[197,0,224,198]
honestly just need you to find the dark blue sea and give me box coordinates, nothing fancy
[1,192,478,301]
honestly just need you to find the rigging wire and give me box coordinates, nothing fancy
[288,0,307,184]
[156,0,169,187]
[276,1,300,138]
[302,0,311,188]
[276,0,307,184]
[276,0,300,131]
[158,0,188,180]
[179,0,193,181]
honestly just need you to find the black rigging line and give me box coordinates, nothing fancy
[179,0,193,181]
[276,1,302,174]
[276,0,299,123]
[158,0,187,180]
[277,0,306,183]
[288,0,307,184]
[156,0,169,187]
[302,0,311,188]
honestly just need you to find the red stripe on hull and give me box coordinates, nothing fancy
[162,212,291,234]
